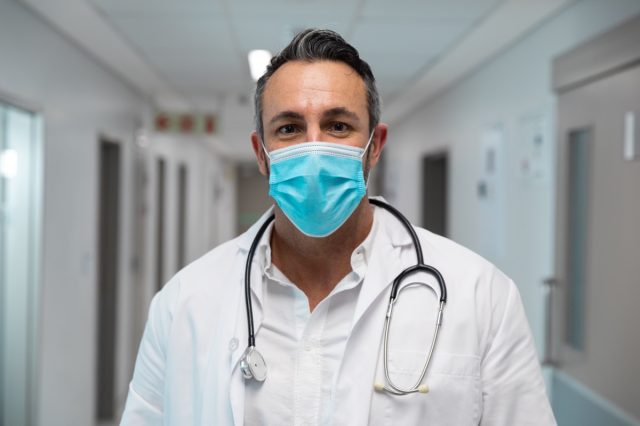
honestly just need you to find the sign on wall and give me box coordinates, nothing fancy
[154,112,217,135]
[517,111,552,185]
[477,123,506,262]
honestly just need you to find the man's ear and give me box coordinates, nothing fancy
[368,123,388,169]
[251,131,268,176]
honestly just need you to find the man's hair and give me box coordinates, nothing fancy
[254,29,381,140]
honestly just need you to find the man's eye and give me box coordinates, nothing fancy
[331,122,350,132]
[278,124,297,135]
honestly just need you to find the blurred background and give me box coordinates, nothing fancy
[1,0,639,424]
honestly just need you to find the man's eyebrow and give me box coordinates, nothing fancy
[268,108,362,126]
[269,111,304,125]
[322,107,360,122]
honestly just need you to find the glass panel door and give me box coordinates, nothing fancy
[0,102,42,426]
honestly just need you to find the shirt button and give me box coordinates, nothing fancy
[305,337,318,351]
[228,337,239,351]
[304,337,320,351]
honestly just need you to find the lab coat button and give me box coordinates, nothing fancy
[229,337,239,351]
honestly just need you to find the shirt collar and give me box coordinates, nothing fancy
[235,197,412,254]
[237,197,417,307]
[258,206,380,279]
[247,205,381,296]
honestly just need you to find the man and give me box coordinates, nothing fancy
[121,29,556,425]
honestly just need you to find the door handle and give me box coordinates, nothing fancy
[542,277,558,367]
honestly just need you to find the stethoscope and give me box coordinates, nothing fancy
[239,198,447,396]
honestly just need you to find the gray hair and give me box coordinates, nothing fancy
[254,29,381,140]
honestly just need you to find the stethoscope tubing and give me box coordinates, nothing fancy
[369,198,447,303]
[244,213,275,348]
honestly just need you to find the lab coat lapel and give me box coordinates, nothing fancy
[353,206,411,327]
[199,210,272,426]
[229,265,265,369]
[228,296,247,426]
[229,251,266,426]
[198,248,247,425]
[333,218,409,425]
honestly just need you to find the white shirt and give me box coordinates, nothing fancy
[244,212,378,426]
[121,200,556,425]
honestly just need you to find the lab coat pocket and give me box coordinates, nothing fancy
[370,351,481,426]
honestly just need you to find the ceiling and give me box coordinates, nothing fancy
[20,0,573,158]
[87,0,501,104]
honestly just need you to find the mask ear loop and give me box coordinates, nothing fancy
[260,139,272,174]
[360,129,376,159]
[361,130,376,186]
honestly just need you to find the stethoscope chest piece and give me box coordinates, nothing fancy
[240,346,267,382]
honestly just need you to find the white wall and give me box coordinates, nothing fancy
[0,1,151,424]
[0,1,236,425]
[384,0,640,360]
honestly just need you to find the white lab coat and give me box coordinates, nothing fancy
[121,203,556,425]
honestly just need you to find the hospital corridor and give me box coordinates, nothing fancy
[1,0,640,425]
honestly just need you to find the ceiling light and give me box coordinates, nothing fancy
[248,49,272,81]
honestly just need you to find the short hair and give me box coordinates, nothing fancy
[254,29,381,140]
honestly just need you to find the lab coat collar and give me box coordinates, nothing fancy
[236,205,275,253]
[233,196,430,326]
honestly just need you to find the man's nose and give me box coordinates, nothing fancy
[304,126,323,142]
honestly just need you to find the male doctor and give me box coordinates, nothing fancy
[121,29,556,425]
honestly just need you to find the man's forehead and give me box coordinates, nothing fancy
[262,60,368,118]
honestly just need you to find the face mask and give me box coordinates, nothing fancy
[263,132,373,238]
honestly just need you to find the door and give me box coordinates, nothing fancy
[156,158,166,290]
[0,101,42,426]
[96,139,121,422]
[421,152,448,237]
[176,163,188,269]
[551,25,640,424]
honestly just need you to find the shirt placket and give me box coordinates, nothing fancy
[293,291,324,426]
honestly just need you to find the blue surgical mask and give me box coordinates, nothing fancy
[263,133,373,238]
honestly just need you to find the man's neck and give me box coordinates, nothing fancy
[270,198,374,311]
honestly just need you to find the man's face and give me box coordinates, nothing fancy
[257,60,371,154]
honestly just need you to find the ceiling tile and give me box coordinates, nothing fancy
[231,16,354,53]
[227,0,360,19]
[84,0,508,106]
[351,20,470,55]
[108,16,232,51]
[360,0,501,21]
[91,0,225,18]
[350,19,469,97]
